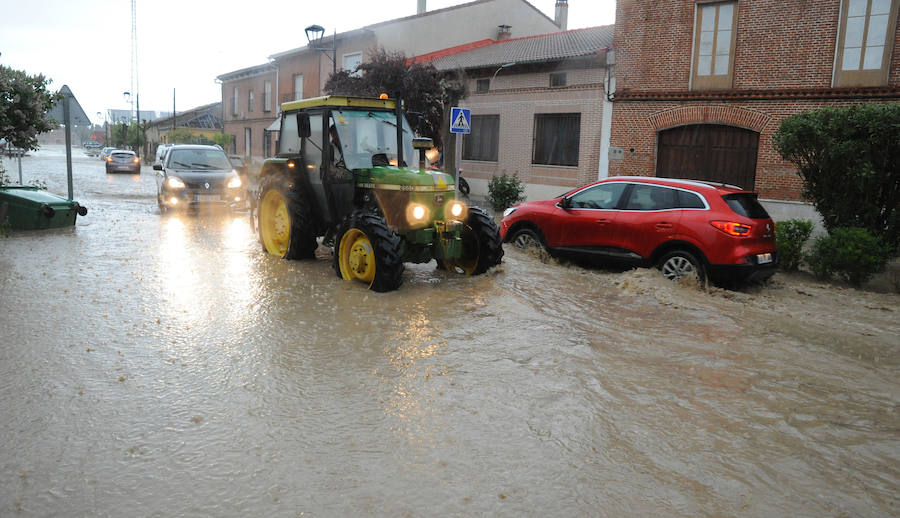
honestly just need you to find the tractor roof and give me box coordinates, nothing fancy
[281,95,396,112]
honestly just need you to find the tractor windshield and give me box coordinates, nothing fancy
[331,109,415,170]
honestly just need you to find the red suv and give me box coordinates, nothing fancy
[499,177,777,285]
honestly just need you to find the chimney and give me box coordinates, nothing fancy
[555,0,568,30]
[497,24,512,40]
[417,0,426,14]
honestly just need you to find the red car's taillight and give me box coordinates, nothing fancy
[711,221,752,236]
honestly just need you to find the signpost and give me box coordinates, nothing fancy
[449,107,471,198]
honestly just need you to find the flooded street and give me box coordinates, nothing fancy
[1,146,898,516]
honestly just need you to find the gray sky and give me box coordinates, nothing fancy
[0,0,615,126]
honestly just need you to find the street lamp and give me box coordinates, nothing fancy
[305,24,337,75]
[490,62,516,89]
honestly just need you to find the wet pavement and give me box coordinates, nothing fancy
[1,145,898,516]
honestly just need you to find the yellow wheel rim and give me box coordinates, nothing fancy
[260,189,291,257]
[339,228,376,285]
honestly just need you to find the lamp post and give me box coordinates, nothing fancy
[490,62,516,89]
[305,24,337,75]
[123,91,132,150]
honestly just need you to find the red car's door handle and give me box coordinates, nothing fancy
[655,222,674,229]
[596,218,611,225]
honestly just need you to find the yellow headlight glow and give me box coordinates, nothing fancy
[167,177,185,189]
[227,176,242,188]
[413,205,426,220]
[450,202,463,217]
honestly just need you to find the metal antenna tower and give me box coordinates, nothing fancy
[130,0,138,122]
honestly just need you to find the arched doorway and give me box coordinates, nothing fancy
[656,124,759,190]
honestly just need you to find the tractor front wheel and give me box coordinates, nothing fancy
[257,175,316,259]
[334,211,404,292]
[442,206,504,275]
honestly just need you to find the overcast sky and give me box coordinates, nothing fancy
[0,0,615,126]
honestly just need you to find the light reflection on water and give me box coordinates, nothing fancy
[2,147,899,517]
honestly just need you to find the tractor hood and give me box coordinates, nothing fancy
[357,167,455,193]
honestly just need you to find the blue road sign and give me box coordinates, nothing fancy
[450,107,471,134]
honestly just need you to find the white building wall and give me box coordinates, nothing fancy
[372,0,560,57]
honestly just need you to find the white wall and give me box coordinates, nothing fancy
[372,0,560,57]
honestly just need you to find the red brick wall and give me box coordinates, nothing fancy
[610,0,900,201]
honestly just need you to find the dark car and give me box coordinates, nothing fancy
[105,149,141,174]
[499,177,777,286]
[153,145,244,212]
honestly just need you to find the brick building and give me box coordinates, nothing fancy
[422,25,614,200]
[218,0,565,170]
[608,0,900,215]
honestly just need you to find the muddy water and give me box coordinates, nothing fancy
[1,146,898,516]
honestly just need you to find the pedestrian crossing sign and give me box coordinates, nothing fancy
[450,107,471,134]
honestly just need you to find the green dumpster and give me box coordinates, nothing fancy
[0,186,88,230]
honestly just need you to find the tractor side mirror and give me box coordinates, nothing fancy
[297,113,311,138]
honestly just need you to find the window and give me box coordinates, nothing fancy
[232,87,238,115]
[244,128,251,156]
[549,72,567,87]
[343,52,363,76]
[835,0,899,86]
[293,74,303,101]
[248,90,255,113]
[264,81,272,112]
[677,190,707,209]
[532,113,580,166]
[462,114,500,162]
[569,182,627,209]
[691,1,738,90]
[476,79,491,93]
[623,184,678,210]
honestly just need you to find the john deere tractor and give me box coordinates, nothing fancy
[256,95,503,292]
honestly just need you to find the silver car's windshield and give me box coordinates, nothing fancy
[331,110,415,170]
[167,149,232,171]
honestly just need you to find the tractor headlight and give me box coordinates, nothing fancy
[446,201,467,221]
[227,174,242,189]
[406,203,430,224]
[167,177,185,189]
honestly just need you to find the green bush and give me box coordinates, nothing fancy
[487,173,526,212]
[804,227,892,286]
[776,219,814,271]
[772,103,900,249]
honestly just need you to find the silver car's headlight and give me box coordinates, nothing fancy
[502,207,517,218]
[166,177,185,189]
[227,175,242,189]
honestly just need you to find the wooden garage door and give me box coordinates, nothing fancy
[656,124,759,190]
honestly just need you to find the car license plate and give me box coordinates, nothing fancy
[197,194,220,202]
[757,253,773,264]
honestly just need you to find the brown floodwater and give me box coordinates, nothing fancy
[1,146,898,516]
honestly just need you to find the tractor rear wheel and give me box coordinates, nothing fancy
[258,174,316,259]
[442,206,504,275]
[334,211,404,292]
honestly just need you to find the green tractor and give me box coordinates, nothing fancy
[256,95,503,292]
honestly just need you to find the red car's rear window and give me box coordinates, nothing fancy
[723,193,770,219]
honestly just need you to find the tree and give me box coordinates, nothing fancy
[323,48,467,151]
[772,103,900,249]
[209,133,233,150]
[0,65,60,151]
